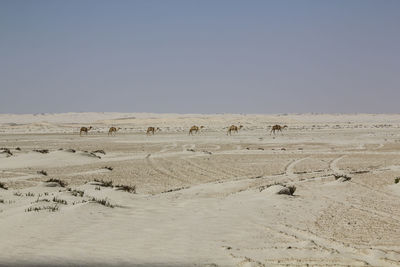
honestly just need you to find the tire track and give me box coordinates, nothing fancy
[265,224,399,267]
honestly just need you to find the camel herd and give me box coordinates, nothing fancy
[79,124,287,137]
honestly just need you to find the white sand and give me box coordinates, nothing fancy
[1,113,400,266]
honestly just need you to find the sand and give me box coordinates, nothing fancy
[1,112,400,266]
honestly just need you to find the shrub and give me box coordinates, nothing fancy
[277,185,296,196]
[395,177,400,184]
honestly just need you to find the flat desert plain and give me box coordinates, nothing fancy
[1,113,400,267]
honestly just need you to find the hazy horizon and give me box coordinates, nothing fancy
[1,0,400,114]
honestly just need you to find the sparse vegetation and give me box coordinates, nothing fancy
[0,182,8,190]
[45,178,67,187]
[25,205,59,212]
[52,197,67,205]
[89,197,114,208]
[25,192,35,197]
[95,186,101,190]
[161,186,189,193]
[103,166,113,171]
[14,192,22,196]
[34,197,50,203]
[70,189,84,197]
[0,199,4,203]
[37,170,48,176]
[94,178,113,187]
[115,184,136,194]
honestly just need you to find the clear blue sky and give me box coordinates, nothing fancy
[1,0,399,114]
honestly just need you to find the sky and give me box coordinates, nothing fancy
[1,0,400,114]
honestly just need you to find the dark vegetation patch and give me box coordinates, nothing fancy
[52,197,67,205]
[25,205,59,212]
[89,197,114,208]
[45,178,67,187]
[115,184,136,194]
[161,186,189,193]
[94,178,113,187]
[69,189,85,197]
[92,150,106,155]
[33,149,49,154]
[0,148,13,157]
[0,182,8,190]
[350,170,370,174]
[277,185,296,196]
[334,174,352,182]
[37,170,48,176]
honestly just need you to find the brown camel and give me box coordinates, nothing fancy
[146,127,161,135]
[108,127,121,136]
[270,124,287,135]
[189,125,204,135]
[227,125,243,135]
[80,126,92,136]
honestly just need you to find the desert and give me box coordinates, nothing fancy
[1,112,400,266]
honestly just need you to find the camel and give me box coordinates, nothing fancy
[80,126,92,136]
[108,127,121,136]
[270,124,287,135]
[227,125,243,135]
[189,125,204,135]
[146,127,161,135]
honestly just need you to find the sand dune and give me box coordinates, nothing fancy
[1,113,400,266]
